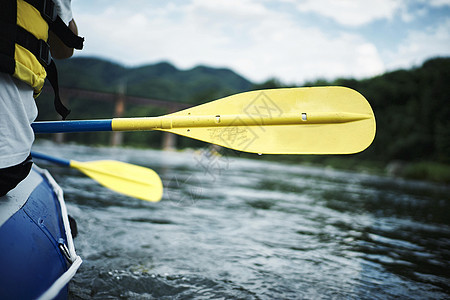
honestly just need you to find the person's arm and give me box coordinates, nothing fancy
[48,19,78,59]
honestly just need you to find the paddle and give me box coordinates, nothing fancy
[31,151,163,202]
[32,86,376,154]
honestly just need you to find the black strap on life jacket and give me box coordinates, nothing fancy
[24,0,84,50]
[0,23,72,119]
[0,0,84,120]
[46,60,71,118]
[26,0,84,119]
[0,0,17,75]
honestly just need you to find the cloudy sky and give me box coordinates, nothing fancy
[72,0,450,84]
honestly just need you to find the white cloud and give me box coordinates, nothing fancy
[428,0,450,6]
[294,0,405,26]
[386,18,450,70]
[72,0,450,84]
[72,0,387,83]
[187,0,269,19]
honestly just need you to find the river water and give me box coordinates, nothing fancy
[33,141,450,299]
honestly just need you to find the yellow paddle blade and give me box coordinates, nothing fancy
[70,160,163,202]
[163,86,376,154]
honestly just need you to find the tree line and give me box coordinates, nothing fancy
[256,57,450,165]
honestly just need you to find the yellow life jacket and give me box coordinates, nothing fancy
[0,0,84,119]
[15,0,48,95]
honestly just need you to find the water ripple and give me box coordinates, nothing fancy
[31,142,450,299]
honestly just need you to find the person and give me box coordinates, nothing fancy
[0,0,83,196]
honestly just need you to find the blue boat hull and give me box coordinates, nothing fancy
[0,167,81,299]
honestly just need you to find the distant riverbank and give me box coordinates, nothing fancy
[233,151,450,185]
[34,138,450,185]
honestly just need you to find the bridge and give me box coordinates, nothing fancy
[43,86,192,149]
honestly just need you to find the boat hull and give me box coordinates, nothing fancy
[0,167,81,299]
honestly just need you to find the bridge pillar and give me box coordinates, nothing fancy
[111,84,126,146]
[53,133,65,144]
[162,132,176,151]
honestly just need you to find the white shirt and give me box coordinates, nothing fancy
[56,0,73,25]
[0,73,37,168]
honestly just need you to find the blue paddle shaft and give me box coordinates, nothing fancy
[32,120,112,134]
[31,151,71,167]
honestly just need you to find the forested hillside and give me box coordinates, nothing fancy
[55,57,252,104]
[36,57,450,181]
[297,57,449,182]
[36,57,254,147]
[302,57,450,165]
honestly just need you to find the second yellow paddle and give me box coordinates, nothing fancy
[31,151,163,202]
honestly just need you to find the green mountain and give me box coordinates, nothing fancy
[55,57,253,103]
[36,56,254,149]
